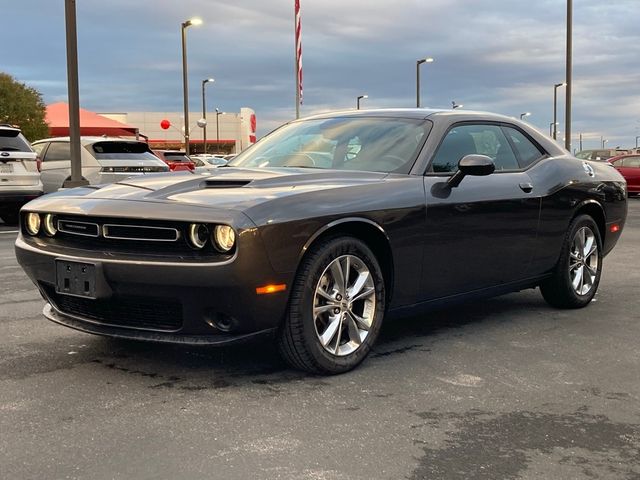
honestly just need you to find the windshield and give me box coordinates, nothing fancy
[229,117,430,174]
[0,129,32,152]
[90,141,159,161]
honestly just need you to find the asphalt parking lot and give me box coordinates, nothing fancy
[1,201,639,480]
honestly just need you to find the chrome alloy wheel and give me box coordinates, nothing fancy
[313,254,376,356]
[569,226,599,296]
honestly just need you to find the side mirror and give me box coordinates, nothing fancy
[447,154,495,188]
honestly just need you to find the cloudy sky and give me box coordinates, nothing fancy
[4,0,640,149]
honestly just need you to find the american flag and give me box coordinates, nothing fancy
[295,0,303,106]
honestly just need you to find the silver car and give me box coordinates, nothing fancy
[0,125,43,224]
[31,137,170,193]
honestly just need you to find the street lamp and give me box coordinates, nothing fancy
[553,82,567,140]
[520,112,531,120]
[181,17,202,155]
[215,109,225,153]
[356,95,368,110]
[601,137,607,149]
[635,135,640,148]
[452,101,463,109]
[201,78,214,154]
[550,122,559,136]
[416,57,434,108]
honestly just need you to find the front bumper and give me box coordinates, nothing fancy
[15,233,293,344]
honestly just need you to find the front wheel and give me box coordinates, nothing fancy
[278,236,386,374]
[540,215,603,308]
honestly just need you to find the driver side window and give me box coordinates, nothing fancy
[430,124,519,173]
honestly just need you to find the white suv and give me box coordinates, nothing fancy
[0,125,43,224]
[31,137,170,193]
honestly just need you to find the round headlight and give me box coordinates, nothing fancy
[25,213,41,236]
[187,223,209,249]
[213,225,236,252]
[43,214,57,236]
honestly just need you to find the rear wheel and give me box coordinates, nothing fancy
[278,236,385,374]
[540,215,602,308]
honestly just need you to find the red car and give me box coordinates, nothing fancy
[608,154,640,196]
[152,150,195,171]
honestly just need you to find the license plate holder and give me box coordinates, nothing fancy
[55,260,98,298]
[0,163,14,173]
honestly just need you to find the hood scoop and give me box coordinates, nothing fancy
[203,179,252,189]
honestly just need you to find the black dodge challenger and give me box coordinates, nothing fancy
[16,109,628,374]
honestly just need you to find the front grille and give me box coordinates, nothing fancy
[28,214,235,261]
[103,224,180,242]
[43,285,183,332]
[58,219,100,237]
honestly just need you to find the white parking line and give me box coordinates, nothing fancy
[0,230,18,234]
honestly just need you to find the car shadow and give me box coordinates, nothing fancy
[76,289,548,388]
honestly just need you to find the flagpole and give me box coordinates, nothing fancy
[294,0,301,119]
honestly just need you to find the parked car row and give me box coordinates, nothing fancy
[0,128,238,224]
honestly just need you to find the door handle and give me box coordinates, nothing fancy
[519,182,533,193]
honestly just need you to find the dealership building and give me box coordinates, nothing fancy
[99,108,257,154]
[44,103,256,154]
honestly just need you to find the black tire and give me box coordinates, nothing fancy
[540,214,603,308]
[0,210,19,225]
[278,236,386,374]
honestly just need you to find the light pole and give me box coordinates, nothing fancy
[550,122,559,136]
[416,57,434,108]
[181,17,202,155]
[601,137,607,149]
[201,78,214,154]
[565,0,572,151]
[635,135,640,148]
[553,82,567,140]
[63,0,88,188]
[215,109,225,153]
[520,112,531,120]
[452,101,463,109]
[356,95,368,110]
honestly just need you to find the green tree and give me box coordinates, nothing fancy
[0,72,49,142]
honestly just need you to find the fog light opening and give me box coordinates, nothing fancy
[205,312,236,333]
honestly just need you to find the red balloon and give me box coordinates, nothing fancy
[160,119,171,130]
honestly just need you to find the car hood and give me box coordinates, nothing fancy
[48,167,389,210]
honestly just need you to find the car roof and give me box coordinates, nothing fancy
[609,153,640,161]
[32,136,144,146]
[0,124,22,133]
[298,108,523,124]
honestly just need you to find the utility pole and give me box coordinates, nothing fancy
[62,0,88,188]
[565,0,573,151]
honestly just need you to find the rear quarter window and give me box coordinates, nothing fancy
[503,126,545,168]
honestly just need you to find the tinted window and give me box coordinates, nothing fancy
[43,142,70,161]
[621,156,640,168]
[230,117,430,174]
[430,124,519,173]
[91,141,159,161]
[503,127,544,168]
[0,129,32,152]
